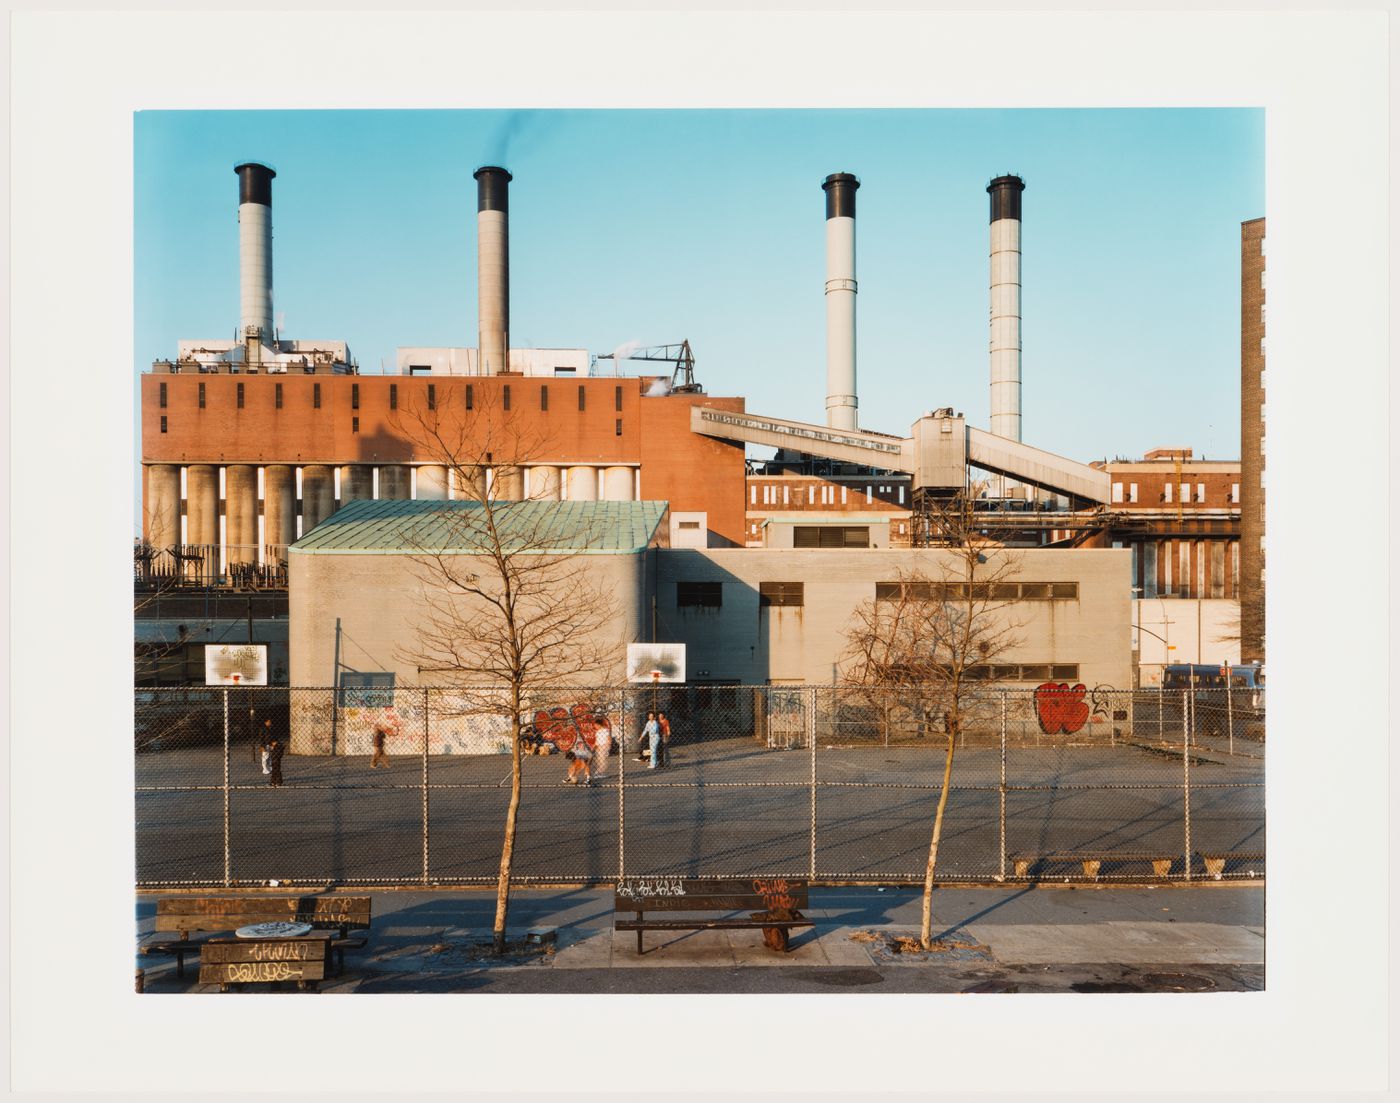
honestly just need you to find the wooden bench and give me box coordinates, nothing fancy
[1196,850,1265,880]
[614,877,813,954]
[142,895,371,978]
[1010,852,1177,881]
[199,933,331,992]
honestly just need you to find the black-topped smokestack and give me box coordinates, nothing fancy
[234,162,276,347]
[987,174,1025,440]
[823,172,859,220]
[473,166,512,374]
[822,172,860,430]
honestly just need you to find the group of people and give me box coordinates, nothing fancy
[637,711,671,770]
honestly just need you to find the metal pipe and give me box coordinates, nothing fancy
[422,687,430,885]
[999,688,1007,882]
[809,687,818,880]
[822,172,859,431]
[988,174,1025,441]
[1182,689,1192,882]
[223,687,231,887]
[474,166,511,375]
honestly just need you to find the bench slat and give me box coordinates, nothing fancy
[616,919,814,931]
[614,879,808,912]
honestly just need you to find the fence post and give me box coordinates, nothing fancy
[999,688,1007,883]
[1182,689,1191,882]
[422,687,430,886]
[1226,683,1234,755]
[222,687,231,888]
[809,687,818,880]
[617,693,626,882]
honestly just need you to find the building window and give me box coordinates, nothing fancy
[808,486,815,505]
[275,383,283,409]
[783,486,790,505]
[678,521,700,530]
[750,485,757,504]
[1180,483,1190,503]
[159,382,167,408]
[615,419,623,437]
[1163,482,1172,503]
[160,415,167,434]
[540,385,548,411]
[840,487,848,504]
[339,671,395,708]
[615,385,623,412]
[237,382,245,409]
[1111,482,1123,503]
[1196,483,1206,503]
[794,526,869,549]
[390,383,397,410]
[428,383,436,410]
[313,383,321,409]
[1231,483,1240,503]
[352,383,360,410]
[503,384,511,411]
[352,416,359,433]
[1129,482,1138,503]
[466,384,474,410]
[198,382,206,409]
[866,487,873,504]
[677,581,722,608]
[759,582,804,607]
[578,385,586,411]
[898,486,906,504]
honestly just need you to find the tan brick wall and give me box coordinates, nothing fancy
[1239,218,1265,662]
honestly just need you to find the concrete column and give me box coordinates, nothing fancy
[144,464,181,549]
[530,465,562,501]
[566,466,598,501]
[339,464,373,504]
[416,465,448,500]
[301,465,334,533]
[185,465,219,548]
[378,465,411,500]
[603,465,635,501]
[452,466,486,501]
[263,465,296,550]
[225,465,259,565]
[491,465,523,501]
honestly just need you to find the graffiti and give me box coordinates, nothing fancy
[524,703,612,757]
[752,878,799,910]
[617,879,688,899]
[1034,682,1090,735]
[1089,684,1116,726]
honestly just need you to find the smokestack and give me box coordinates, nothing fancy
[474,166,512,375]
[822,172,860,431]
[234,162,276,348]
[988,174,1025,441]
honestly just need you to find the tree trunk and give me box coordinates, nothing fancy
[492,696,524,954]
[920,728,957,950]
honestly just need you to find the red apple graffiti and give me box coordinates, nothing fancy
[1034,682,1090,735]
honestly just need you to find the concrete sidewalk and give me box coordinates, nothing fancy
[136,883,1264,994]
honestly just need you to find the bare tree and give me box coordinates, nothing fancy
[391,389,623,953]
[842,497,1022,949]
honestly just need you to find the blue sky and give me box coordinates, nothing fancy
[135,108,1262,466]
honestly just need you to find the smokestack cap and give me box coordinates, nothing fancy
[822,172,860,219]
[987,174,1025,222]
[234,162,276,207]
[474,165,513,212]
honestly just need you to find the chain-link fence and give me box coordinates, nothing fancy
[135,684,1264,888]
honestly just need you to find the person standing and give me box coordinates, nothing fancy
[370,724,391,769]
[266,736,286,787]
[638,712,659,764]
[565,737,593,786]
[260,719,273,776]
[657,711,673,768]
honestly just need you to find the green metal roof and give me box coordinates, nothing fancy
[289,498,668,555]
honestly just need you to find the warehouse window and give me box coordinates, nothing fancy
[465,384,474,410]
[352,383,360,410]
[1163,482,1172,503]
[275,383,283,409]
[615,385,623,412]
[615,419,623,437]
[352,417,359,433]
[1231,483,1240,503]
[159,382,167,408]
[389,383,397,410]
[759,582,804,607]
[1196,483,1206,503]
[428,383,436,410]
[237,382,245,409]
[578,385,586,411]
[160,416,167,434]
[314,383,321,409]
[198,382,206,409]
[750,485,757,504]
[1128,482,1138,503]
[676,581,722,608]
[1111,482,1123,503]
[540,385,548,411]
[503,384,511,411]
[794,526,868,549]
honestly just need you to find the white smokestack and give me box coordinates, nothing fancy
[822,172,860,431]
[474,166,511,375]
[988,174,1025,441]
[234,162,276,347]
